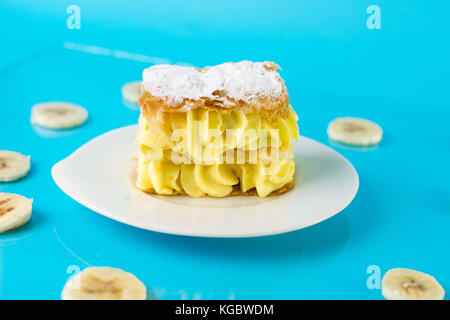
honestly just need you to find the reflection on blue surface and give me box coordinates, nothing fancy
[31,124,85,138]
[0,0,449,299]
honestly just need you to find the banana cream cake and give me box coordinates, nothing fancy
[135,61,299,198]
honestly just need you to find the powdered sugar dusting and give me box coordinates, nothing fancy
[142,61,285,106]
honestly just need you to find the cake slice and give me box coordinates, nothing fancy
[136,61,299,198]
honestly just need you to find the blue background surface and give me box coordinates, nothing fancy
[1,0,449,299]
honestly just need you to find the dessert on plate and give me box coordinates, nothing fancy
[135,61,299,198]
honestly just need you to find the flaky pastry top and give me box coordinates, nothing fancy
[138,61,290,121]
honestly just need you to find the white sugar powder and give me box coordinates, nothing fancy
[142,61,284,106]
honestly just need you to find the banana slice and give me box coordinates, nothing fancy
[382,268,445,300]
[31,102,88,129]
[122,81,142,104]
[327,117,382,146]
[0,151,31,182]
[0,193,33,233]
[61,267,147,300]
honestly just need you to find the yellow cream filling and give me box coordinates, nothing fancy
[137,107,299,164]
[136,158,295,198]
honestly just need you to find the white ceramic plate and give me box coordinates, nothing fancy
[52,125,359,238]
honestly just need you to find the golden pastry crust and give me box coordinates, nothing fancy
[138,181,294,197]
[138,62,290,123]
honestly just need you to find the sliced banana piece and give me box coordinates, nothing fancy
[31,102,88,129]
[0,193,33,233]
[122,81,142,104]
[327,117,382,146]
[61,267,147,300]
[382,268,445,300]
[0,151,30,182]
